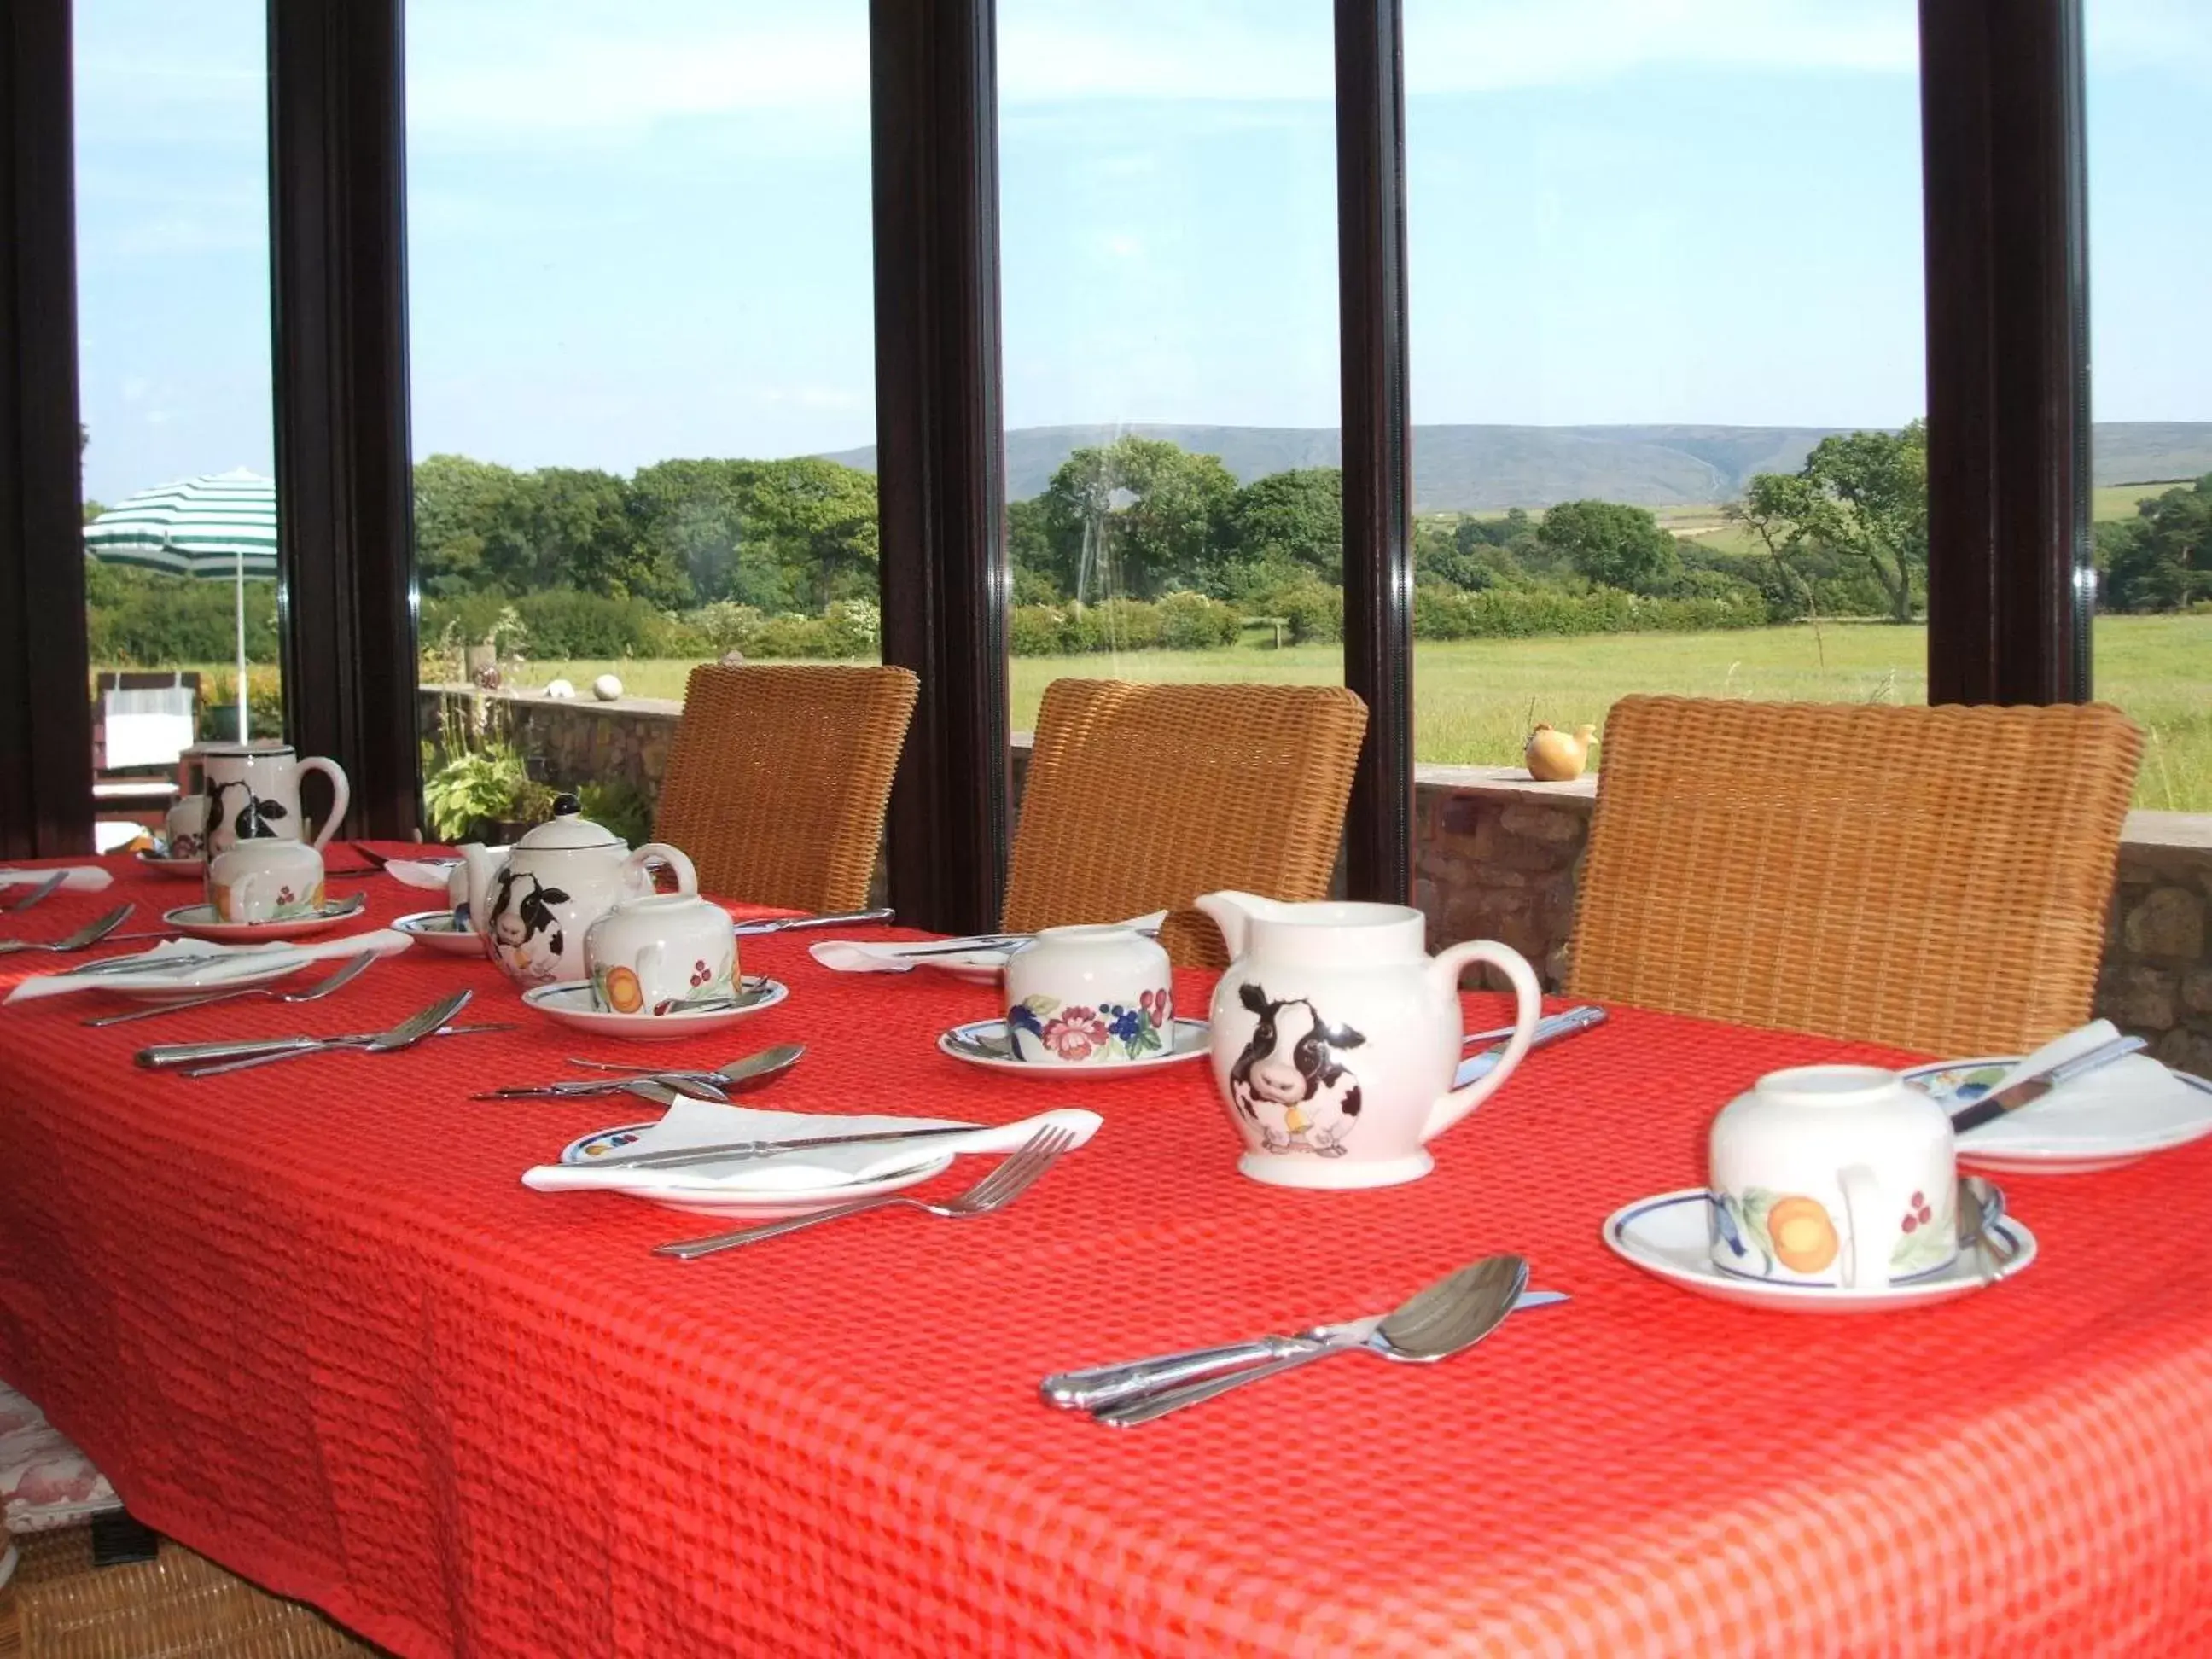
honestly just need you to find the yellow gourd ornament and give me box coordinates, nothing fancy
[1524,722,1597,782]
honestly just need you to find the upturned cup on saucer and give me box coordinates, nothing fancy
[584,894,736,1016]
[206,841,326,923]
[1004,923,1173,1065]
[1708,1065,1957,1289]
[163,795,209,861]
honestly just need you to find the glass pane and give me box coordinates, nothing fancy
[405,2,876,837]
[75,0,282,848]
[1405,2,1927,777]
[998,0,1342,738]
[2087,3,2212,811]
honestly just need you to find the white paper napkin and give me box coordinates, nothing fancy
[383,858,461,893]
[522,1100,1101,1194]
[809,911,1169,975]
[0,866,114,893]
[1945,1019,2210,1152]
[4,928,414,1004]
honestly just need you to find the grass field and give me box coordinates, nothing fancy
[506,613,2212,812]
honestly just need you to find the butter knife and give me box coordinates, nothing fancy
[137,1020,515,1068]
[1452,1004,1608,1089]
[1948,1033,2148,1133]
[582,1122,984,1172]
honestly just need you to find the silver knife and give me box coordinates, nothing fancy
[64,949,273,979]
[731,908,895,935]
[579,1122,985,1173]
[1948,1033,2148,1133]
[1452,1004,1608,1089]
[1040,1289,1570,1412]
[137,1006,501,1068]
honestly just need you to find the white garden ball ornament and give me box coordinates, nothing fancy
[592,673,624,701]
[544,678,576,700]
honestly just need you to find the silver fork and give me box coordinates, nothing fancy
[83,952,378,1027]
[0,904,135,956]
[3,873,67,912]
[653,1125,1077,1260]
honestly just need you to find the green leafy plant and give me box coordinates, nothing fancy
[577,779,653,848]
[421,742,528,842]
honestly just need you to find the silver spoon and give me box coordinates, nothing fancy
[1955,1174,2015,1278]
[0,904,135,956]
[83,952,379,1027]
[475,1044,806,1103]
[1095,1254,1532,1428]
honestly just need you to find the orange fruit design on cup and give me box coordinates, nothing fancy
[1767,1196,1840,1274]
[602,965,644,1014]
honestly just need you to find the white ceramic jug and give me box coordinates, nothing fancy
[457,796,698,987]
[1196,892,1543,1190]
[199,742,350,859]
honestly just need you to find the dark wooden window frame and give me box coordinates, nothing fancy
[0,0,2103,874]
[267,0,422,839]
[2,0,93,859]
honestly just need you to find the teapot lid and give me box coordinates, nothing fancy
[511,793,624,852]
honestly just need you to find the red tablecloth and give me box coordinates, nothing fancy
[2,853,2210,1656]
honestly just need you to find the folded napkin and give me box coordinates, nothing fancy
[0,866,114,894]
[1950,1018,2206,1150]
[4,928,414,1004]
[383,858,461,893]
[809,911,1169,975]
[522,1100,1102,1194]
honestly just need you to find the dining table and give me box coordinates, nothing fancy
[2,847,2210,1657]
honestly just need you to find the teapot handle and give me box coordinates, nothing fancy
[1419,940,1543,1144]
[626,842,698,895]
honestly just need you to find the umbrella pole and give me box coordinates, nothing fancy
[235,550,248,742]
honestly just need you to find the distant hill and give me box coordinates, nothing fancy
[821,422,2212,513]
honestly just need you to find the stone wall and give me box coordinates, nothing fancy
[421,685,2212,1058]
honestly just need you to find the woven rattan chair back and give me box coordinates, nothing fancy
[654,664,918,914]
[1002,678,1369,967]
[1567,696,2144,1055]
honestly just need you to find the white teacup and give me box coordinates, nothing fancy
[1708,1065,1958,1289]
[584,894,736,1016]
[163,795,210,861]
[207,841,326,924]
[1004,923,1173,1065]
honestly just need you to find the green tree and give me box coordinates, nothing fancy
[1535,499,1681,594]
[412,453,522,598]
[2101,474,2212,611]
[1037,436,1238,601]
[1226,467,1341,578]
[1732,423,1928,623]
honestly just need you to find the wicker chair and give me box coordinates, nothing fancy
[1002,678,1369,966]
[1566,696,2145,1056]
[653,664,919,913]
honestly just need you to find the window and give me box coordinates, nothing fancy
[1404,1,1928,773]
[2086,1,2212,811]
[405,0,877,832]
[76,0,282,809]
[997,0,1342,735]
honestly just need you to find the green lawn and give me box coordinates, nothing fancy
[505,614,2212,812]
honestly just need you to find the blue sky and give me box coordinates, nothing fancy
[72,0,2211,503]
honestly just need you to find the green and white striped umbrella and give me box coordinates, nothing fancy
[84,468,276,576]
[84,468,279,741]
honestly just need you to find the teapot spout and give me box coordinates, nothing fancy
[456,842,509,939]
[1193,890,1292,959]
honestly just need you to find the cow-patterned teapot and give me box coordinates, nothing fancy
[1195,892,1543,1190]
[456,796,699,988]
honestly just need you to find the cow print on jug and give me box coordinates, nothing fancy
[1228,983,1366,1156]
[206,778,287,844]
[486,867,572,984]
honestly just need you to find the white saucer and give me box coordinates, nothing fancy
[161,897,368,942]
[552,1121,952,1217]
[393,910,486,957]
[521,976,789,1039]
[135,851,205,879]
[1602,1188,2036,1313]
[938,1016,1209,1076]
[1903,1056,2212,1175]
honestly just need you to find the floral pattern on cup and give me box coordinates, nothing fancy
[1712,1185,1956,1283]
[1009,987,1171,1064]
[592,954,735,1017]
